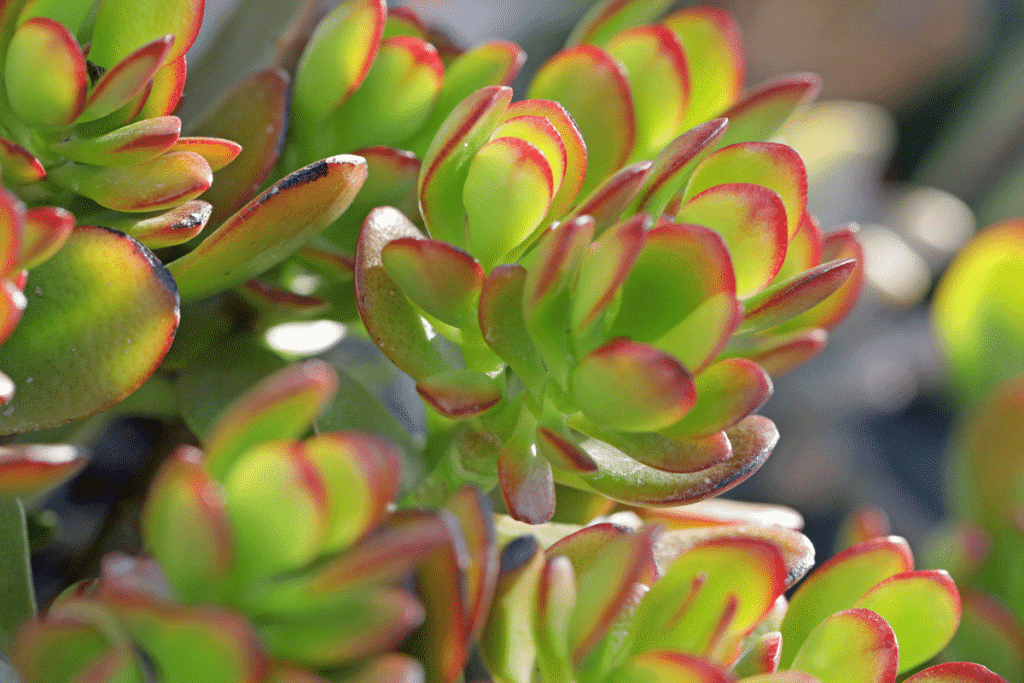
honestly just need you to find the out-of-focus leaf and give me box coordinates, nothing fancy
[773,212,822,282]
[0,226,178,434]
[416,369,502,419]
[203,359,337,478]
[944,588,1024,683]
[933,219,1024,405]
[617,650,733,683]
[790,609,898,683]
[19,206,74,271]
[904,663,1010,683]
[168,155,367,302]
[481,536,545,683]
[732,632,783,676]
[0,444,86,499]
[0,137,45,184]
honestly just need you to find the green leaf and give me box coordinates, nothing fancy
[4,17,87,127]
[416,368,502,419]
[661,358,772,437]
[564,0,675,48]
[717,74,821,148]
[905,662,1010,683]
[0,497,36,654]
[19,206,74,271]
[529,45,635,198]
[186,68,289,228]
[778,536,913,667]
[51,116,181,166]
[498,405,554,524]
[616,650,733,683]
[0,136,44,185]
[0,226,178,434]
[790,609,898,683]
[479,265,546,389]
[853,570,960,673]
[167,155,367,302]
[567,161,652,236]
[88,0,203,68]
[933,219,1024,405]
[480,536,545,683]
[76,35,173,123]
[739,258,857,334]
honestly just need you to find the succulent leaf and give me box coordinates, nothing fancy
[661,358,773,437]
[0,136,45,184]
[789,609,899,683]
[4,17,87,128]
[19,205,73,271]
[77,35,174,123]
[51,116,181,167]
[717,73,821,148]
[88,0,203,68]
[0,443,86,499]
[0,225,179,435]
[167,155,367,302]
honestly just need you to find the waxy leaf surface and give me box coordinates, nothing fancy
[663,358,772,437]
[0,137,45,185]
[168,155,367,302]
[77,36,173,123]
[4,18,86,127]
[565,0,675,48]
[0,226,178,434]
[88,0,202,67]
[717,74,821,148]
[790,609,898,683]
[664,7,744,127]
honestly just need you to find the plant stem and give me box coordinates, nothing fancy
[0,496,36,655]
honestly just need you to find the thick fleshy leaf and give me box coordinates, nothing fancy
[565,0,675,47]
[0,279,25,347]
[187,68,289,227]
[790,609,899,683]
[618,650,733,683]
[523,216,594,381]
[384,6,426,38]
[567,414,777,506]
[933,219,1024,404]
[382,237,483,329]
[854,570,960,673]
[77,35,174,123]
[324,146,420,254]
[905,662,1011,683]
[443,486,498,640]
[572,419,730,474]
[4,17,87,127]
[403,40,526,157]
[545,522,629,573]
[535,554,576,682]
[479,264,546,388]
[202,359,336,478]
[662,358,772,437]
[607,25,690,162]
[170,136,242,172]
[528,45,635,197]
[683,142,807,239]
[323,36,443,153]
[491,114,567,200]
[727,328,828,376]
[168,155,366,302]
[464,135,554,270]
[770,227,863,334]
[568,525,660,663]
[19,206,74,271]
[773,212,823,282]
[0,136,45,184]
[142,444,234,603]
[947,588,1024,683]
[54,116,181,168]
[739,259,857,334]
[778,536,914,667]
[138,54,187,118]
[567,161,652,236]
[119,200,212,249]
[608,221,736,359]
[637,498,804,531]
[418,85,513,245]
[52,151,212,212]
[499,407,555,524]
[292,0,386,125]
[0,226,178,434]
[16,0,95,33]
[89,0,202,67]
[416,369,502,419]
[630,118,728,220]
[732,632,783,676]
[504,99,587,223]
[0,444,86,498]
[257,587,424,667]
[240,279,329,319]
[628,537,786,660]
[571,214,649,348]
[677,183,788,298]
[354,206,447,380]
[654,521,814,589]
[717,74,821,148]
[480,536,544,683]
[663,7,745,127]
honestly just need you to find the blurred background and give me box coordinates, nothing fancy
[35,0,1024,599]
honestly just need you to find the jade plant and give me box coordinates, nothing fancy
[0,0,1009,682]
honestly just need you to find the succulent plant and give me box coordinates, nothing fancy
[354,6,864,521]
